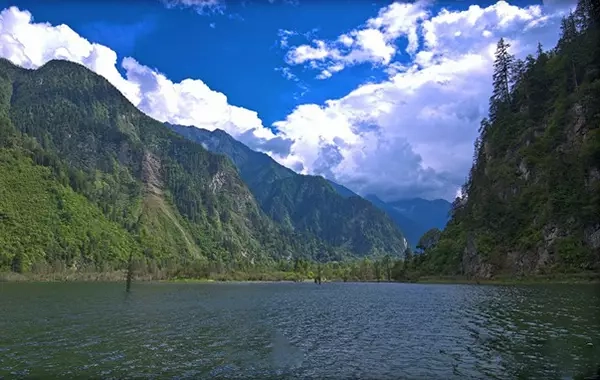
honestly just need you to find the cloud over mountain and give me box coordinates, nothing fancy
[0,1,573,201]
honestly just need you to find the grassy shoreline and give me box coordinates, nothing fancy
[0,271,321,283]
[2,270,599,285]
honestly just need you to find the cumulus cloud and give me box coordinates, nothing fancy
[0,6,276,148]
[274,0,572,200]
[284,0,429,80]
[0,2,573,201]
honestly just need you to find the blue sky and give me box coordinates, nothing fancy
[0,0,574,201]
[0,0,401,125]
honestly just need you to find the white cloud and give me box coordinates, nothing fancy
[0,6,276,145]
[275,66,297,81]
[161,0,225,15]
[274,0,571,200]
[0,1,573,202]
[284,0,429,79]
[277,29,296,49]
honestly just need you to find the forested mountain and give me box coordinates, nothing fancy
[0,58,406,274]
[386,198,451,231]
[168,124,408,257]
[326,180,359,198]
[363,195,451,250]
[413,0,600,278]
[322,179,451,249]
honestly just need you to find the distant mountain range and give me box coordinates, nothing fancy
[168,124,409,258]
[327,181,451,248]
[366,196,451,249]
[168,125,451,249]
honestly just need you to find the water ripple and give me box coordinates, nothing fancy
[1,282,599,379]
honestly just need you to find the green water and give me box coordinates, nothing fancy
[1,282,599,379]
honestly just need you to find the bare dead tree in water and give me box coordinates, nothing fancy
[317,263,322,285]
[125,251,133,292]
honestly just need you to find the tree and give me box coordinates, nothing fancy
[382,254,392,281]
[391,260,406,281]
[574,0,592,30]
[416,228,442,254]
[404,246,413,271]
[536,42,544,58]
[558,13,581,90]
[11,252,24,273]
[489,38,515,121]
[373,260,382,282]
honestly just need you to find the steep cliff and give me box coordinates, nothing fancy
[415,0,600,278]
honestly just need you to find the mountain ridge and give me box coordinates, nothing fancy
[168,123,409,257]
[169,123,452,250]
[0,57,409,274]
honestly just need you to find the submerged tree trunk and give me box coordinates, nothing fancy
[317,263,322,285]
[125,252,133,292]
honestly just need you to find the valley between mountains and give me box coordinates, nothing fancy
[1,0,599,282]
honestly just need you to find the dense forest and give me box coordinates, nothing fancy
[170,124,454,250]
[0,57,409,277]
[168,125,408,257]
[2,0,598,282]
[409,0,600,279]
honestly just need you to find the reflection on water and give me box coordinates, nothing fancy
[0,282,599,379]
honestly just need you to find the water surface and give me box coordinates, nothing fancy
[1,282,599,379]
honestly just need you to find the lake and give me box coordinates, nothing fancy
[1,282,599,379]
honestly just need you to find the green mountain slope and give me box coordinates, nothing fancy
[386,198,451,232]
[326,179,359,198]
[326,181,451,249]
[415,1,600,278]
[168,125,408,257]
[363,194,429,250]
[0,149,139,272]
[0,58,353,273]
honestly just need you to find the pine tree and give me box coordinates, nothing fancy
[489,38,514,121]
[536,42,544,58]
[574,0,592,31]
[559,13,583,90]
[559,13,578,48]
[510,58,526,101]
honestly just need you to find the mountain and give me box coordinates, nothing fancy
[415,2,600,278]
[362,195,450,250]
[362,195,425,249]
[325,180,451,249]
[0,58,394,274]
[385,198,452,231]
[168,124,408,257]
[168,123,443,251]
[326,180,359,198]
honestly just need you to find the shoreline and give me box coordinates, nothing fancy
[2,271,598,285]
[412,272,600,285]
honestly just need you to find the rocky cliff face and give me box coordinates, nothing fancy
[417,2,600,278]
[460,99,600,276]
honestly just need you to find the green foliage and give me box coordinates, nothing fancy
[0,57,406,276]
[413,0,600,277]
[416,228,442,253]
[0,59,287,272]
[169,124,407,257]
[0,149,139,272]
